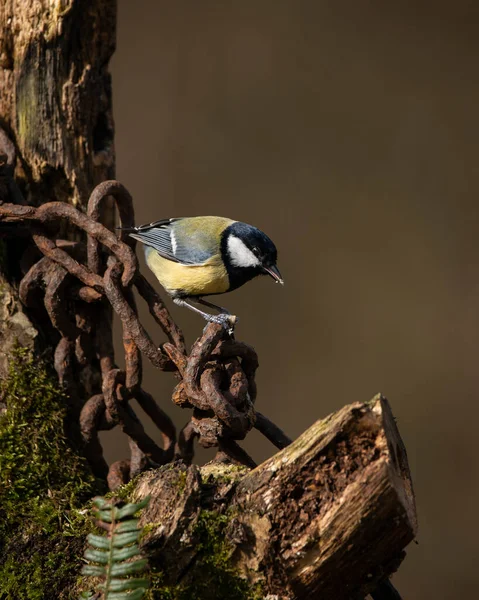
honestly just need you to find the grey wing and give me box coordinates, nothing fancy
[128,219,182,263]
[128,218,213,265]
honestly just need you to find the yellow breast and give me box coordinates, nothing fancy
[146,250,230,297]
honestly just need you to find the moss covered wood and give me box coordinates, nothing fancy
[0,348,100,599]
[129,395,416,600]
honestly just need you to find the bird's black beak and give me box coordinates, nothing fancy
[263,264,284,285]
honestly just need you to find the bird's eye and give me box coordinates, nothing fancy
[252,246,259,255]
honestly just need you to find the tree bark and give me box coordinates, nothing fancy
[0,0,116,211]
[0,0,117,376]
[134,395,417,600]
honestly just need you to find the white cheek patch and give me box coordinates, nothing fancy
[227,235,260,268]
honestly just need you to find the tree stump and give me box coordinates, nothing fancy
[132,395,417,599]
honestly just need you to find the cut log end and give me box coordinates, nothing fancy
[133,395,417,600]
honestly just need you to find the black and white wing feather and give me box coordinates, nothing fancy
[126,219,187,263]
[127,220,177,262]
[124,218,217,265]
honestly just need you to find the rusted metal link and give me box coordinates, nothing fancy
[212,340,259,402]
[135,274,186,353]
[254,412,292,449]
[107,460,131,491]
[170,381,191,408]
[164,342,188,376]
[185,323,226,389]
[44,263,79,340]
[217,439,257,469]
[102,368,124,423]
[175,324,227,410]
[168,324,257,447]
[128,437,148,480]
[75,332,93,367]
[19,256,52,307]
[0,201,138,286]
[0,173,291,477]
[80,394,111,479]
[103,259,175,370]
[32,229,104,290]
[101,366,175,468]
[36,202,138,287]
[87,180,136,276]
[223,359,250,407]
[166,319,289,466]
[200,366,255,439]
[54,337,76,390]
[95,303,116,378]
[122,287,143,392]
[0,203,36,221]
[74,286,103,303]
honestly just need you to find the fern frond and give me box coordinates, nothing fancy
[80,495,150,600]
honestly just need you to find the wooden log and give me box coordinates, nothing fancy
[134,395,417,599]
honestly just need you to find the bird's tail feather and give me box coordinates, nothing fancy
[116,225,137,232]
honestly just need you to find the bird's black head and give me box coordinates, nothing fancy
[220,221,283,292]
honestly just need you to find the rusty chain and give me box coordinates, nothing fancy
[0,133,291,489]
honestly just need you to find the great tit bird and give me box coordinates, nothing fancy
[122,216,283,326]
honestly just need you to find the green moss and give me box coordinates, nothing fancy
[0,347,100,599]
[174,469,187,493]
[148,509,262,600]
[105,475,141,503]
[200,463,249,485]
[107,464,188,504]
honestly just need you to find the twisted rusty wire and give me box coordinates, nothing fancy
[0,132,291,489]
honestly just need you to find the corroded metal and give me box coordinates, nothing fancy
[0,136,291,486]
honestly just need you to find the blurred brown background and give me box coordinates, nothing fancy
[104,2,479,598]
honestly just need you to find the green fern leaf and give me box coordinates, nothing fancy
[87,533,111,549]
[115,497,150,520]
[110,559,148,577]
[80,495,150,600]
[84,548,109,564]
[92,497,109,509]
[82,564,106,577]
[93,509,114,522]
[111,530,141,546]
[115,519,140,532]
[111,545,141,561]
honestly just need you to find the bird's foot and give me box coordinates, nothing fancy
[204,312,238,334]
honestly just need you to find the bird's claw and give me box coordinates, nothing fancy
[205,312,238,334]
